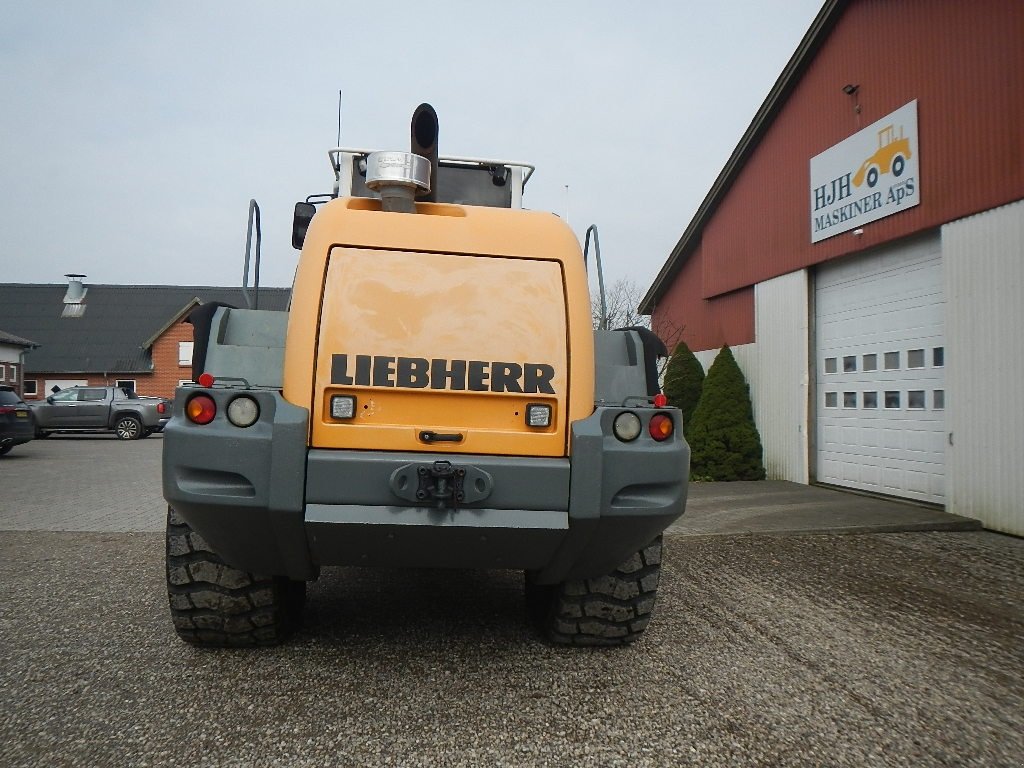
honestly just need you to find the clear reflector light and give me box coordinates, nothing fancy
[331,395,356,419]
[526,403,551,427]
[613,412,642,442]
[227,396,260,427]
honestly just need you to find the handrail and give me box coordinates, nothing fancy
[241,199,261,310]
[584,225,608,330]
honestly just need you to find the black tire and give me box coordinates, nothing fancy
[0,445,12,456]
[528,535,663,646]
[139,429,153,439]
[35,429,50,439]
[114,415,143,440]
[165,506,305,647]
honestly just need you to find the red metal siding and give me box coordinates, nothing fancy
[652,244,755,353]
[697,0,1024,299]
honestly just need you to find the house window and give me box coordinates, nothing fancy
[178,379,193,387]
[178,341,194,366]
[23,379,38,396]
[0,366,5,382]
[116,379,136,395]
[8,366,15,383]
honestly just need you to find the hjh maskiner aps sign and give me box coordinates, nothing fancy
[810,100,919,243]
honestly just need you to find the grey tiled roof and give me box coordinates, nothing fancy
[0,284,290,374]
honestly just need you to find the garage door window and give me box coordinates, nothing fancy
[908,390,926,409]
[843,356,857,372]
[885,391,901,408]
[934,390,945,409]
[825,392,838,408]
[933,347,944,367]
[863,391,878,408]
[863,354,878,371]
[843,392,857,408]
[884,352,900,370]
[824,357,838,374]
[908,349,925,368]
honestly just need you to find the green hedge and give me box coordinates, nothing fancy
[687,345,765,481]
[662,341,704,436]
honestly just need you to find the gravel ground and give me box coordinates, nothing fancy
[1,529,1021,767]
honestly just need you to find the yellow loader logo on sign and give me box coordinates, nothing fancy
[852,124,912,188]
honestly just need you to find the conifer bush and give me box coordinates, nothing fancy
[662,341,704,436]
[687,345,766,481]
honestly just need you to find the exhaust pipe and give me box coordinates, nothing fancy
[410,103,439,203]
[364,103,439,213]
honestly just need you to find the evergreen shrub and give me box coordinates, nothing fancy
[662,341,704,436]
[687,345,766,481]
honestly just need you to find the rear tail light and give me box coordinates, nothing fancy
[157,402,168,415]
[613,412,642,442]
[649,413,674,441]
[0,406,15,415]
[186,394,217,425]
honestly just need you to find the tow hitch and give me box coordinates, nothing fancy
[389,460,494,509]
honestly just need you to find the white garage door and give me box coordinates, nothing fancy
[815,234,946,504]
[44,379,88,395]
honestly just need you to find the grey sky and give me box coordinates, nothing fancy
[1,1,822,292]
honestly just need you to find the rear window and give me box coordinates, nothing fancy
[0,390,23,405]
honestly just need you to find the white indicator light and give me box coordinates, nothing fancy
[226,396,260,428]
[526,403,552,427]
[613,412,642,442]
[331,395,356,419]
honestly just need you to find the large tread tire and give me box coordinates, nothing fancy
[0,445,12,456]
[114,415,143,440]
[529,536,663,647]
[165,506,304,647]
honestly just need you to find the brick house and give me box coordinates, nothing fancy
[0,279,289,400]
[0,330,39,396]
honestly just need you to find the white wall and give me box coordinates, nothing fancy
[0,344,22,364]
[693,269,809,482]
[942,199,1024,536]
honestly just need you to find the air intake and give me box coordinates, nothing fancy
[365,151,431,213]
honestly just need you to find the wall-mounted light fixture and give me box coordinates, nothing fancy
[842,84,861,114]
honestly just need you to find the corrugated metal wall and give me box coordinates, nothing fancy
[942,200,1024,536]
[754,272,810,482]
[692,270,809,482]
[702,0,1024,300]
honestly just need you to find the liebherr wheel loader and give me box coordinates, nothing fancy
[163,104,689,647]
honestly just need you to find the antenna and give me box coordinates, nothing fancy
[336,90,343,146]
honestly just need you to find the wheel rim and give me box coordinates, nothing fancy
[117,419,139,439]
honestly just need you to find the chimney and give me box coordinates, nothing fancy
[62,274,87,318]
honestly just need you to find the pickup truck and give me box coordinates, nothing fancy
[31,386,171,440]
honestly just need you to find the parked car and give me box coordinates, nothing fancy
[0,385,35,456]
[30,386,171,440]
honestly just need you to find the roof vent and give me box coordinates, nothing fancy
[62,273,87,318]
[365,151,430,213]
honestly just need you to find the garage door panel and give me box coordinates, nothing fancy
[816,235,945,504]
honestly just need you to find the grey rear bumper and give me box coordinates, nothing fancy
[163,389,688,583]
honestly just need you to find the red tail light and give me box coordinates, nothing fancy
[186,394,217,425]
[0,406,15,415]
[649,413,674,441]
[157,402,168,414]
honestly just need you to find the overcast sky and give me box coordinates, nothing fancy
[1,1,822,293]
